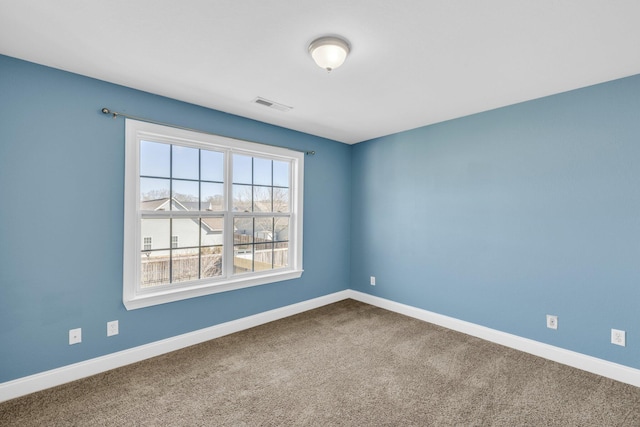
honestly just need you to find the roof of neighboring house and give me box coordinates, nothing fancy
[141,197,223,232]
[141,198,196,211]
[179,201,201,211]
[201,217,223,232]
[141,198,170,211]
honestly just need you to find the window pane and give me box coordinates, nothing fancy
[233,184,252,212]
[253,186,272,212]
[253,157,271,186]
[201,150,224,182]
[255,217,273,242]
[140,178,170,209]
[172,218,200,248]
[233,154,252,184]
[201,217,223,246]
[140,140,170,178]
[254,243,273,271]
[201,182,224,211]
[234,218,253,244]
[201,246,223,278]
[273,187,290,213]
[172,180,199,210]
[233,245,253,274]
[172,145,199,180]
[274,217,289,241]
[172,248,199,283]
[141,251,170,287]
[141,218,170,249]
[274,242,289,269]
[273,160,289,187]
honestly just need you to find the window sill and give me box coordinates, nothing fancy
[123,269,303,310]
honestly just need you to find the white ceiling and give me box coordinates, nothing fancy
[2,1,640,144]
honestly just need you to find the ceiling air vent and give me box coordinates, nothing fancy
[252,97,293,112]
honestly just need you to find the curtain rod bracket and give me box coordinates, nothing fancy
[101,107,119,119]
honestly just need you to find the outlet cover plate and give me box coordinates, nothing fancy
[611,329,626,347]
[107,320,119,337]
[546,315,558,330]
[69,328,82,345]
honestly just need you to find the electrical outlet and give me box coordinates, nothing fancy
[546,315,558,330]
[611,329,626,347]
[107,320,119,337]
[370,276,376,286]
[69,328,82,345]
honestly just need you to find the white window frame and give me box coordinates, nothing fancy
[123,119,304,310]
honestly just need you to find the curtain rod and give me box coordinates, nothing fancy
[100,108,316,156]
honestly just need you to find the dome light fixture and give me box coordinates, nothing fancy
[308,36,350,72]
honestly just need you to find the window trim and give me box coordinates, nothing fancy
[123,119,304,310]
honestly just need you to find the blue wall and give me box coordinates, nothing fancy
[351,75,640,368]
[0,55,352,382]
[3,51,640,383]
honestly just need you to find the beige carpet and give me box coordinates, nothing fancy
[2,299,640,426]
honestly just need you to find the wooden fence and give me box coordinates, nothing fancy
[141,253,222,287]
[141,247,287,287]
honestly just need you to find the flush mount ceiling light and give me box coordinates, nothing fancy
[308,36,350,72]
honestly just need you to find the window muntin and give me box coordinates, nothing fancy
[124,119,303,310]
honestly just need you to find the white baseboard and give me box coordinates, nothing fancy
[345,290,640,388]
[0,290,351,403]
[3,289,638,403]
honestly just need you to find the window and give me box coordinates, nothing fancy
[143,237,152,251]
[123,119,304,309]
